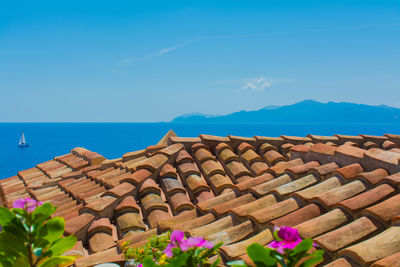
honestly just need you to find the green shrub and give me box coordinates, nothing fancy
[227,226,324,267]
[0,197,77,267]
[121,231,171,266]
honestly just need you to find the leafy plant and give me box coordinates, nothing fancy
[227,226,324,267]
[139,230,222,267]
[0,197,77,267]
[121,231,171,266]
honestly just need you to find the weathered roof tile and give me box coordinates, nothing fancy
[336,184,395,216]
[329,163,364,181]
[250,174,292,197]
[339,226,400,265]
[295,208,349,238]
[355,168,389,185]
[3,133,400,266]
[371,251,400,267]
[291,176,342,202]
[285,161,320,178]
[235,173,274,192]
[269,204,322,228]
[312,180,367,209]
[248,198,300,226]
[362,194,400,225]
[314,217,379,257]
[220,229,273,260]
[212,193,255,217]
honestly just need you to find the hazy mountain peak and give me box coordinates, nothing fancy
[263,105,281,110]
[171,100,400,124]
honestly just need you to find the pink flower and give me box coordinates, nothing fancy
[164,243,174,257]
[13,197,43,212]
[268,226,302,254]
[164,230,215,257]
[164,230,185,257]
[180,237,214,251]
[171,230,185,244]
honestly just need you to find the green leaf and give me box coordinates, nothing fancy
[288,239,314,265]
[11,208,27,217]
[13,256,30,267]
[44,235,77,257]
[194,246,205,257]
[209,258,221,267]
[291,238,313,257]
[202,242,223,259]
[0,232,28,258]
[246,243,277,267]
[171,246,182,256]
[142,256,160,267]
[272,229,282,241]
[0,208,16,227]
[37,217,65,244]
[32,203,56,226]
[1,223,28,242]
[226,260,249,267]
[165,253,191,267]
[299,250,324,267]
[0,251,15,267]
[0,257,14,267]
[37,256,75,267]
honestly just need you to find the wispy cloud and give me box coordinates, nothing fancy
[159,39,198,54]
[118,38,201,65]
[118,22,400,65]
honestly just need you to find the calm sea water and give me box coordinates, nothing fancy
[1,122,400,179]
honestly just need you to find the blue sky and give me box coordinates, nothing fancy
[1,0,399,122]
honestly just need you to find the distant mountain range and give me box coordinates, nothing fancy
[171,100,400,123]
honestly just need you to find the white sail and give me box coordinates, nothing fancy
[21,132,26,144]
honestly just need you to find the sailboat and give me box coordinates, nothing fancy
[18,131,30,147]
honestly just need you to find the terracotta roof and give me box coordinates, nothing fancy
[2,131,400,266]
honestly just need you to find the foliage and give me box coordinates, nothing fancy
[121,231,171,266]
[0,197,77,267]
[126,230,222,267]
[227,226,324,267]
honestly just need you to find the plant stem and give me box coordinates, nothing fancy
[27,223,36,267]
[278,258,288,267]
[28,238,33,267]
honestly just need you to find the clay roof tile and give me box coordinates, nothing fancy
[175,150,194,164]
[115,196,140,213]
[159,163,177,178]
[139,179,161,196]
[269,204,322,229]
[382,140,399,150]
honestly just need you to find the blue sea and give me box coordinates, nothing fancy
[1,123,400,179]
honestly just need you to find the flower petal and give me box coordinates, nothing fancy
[198,239,214,249]
[268,241,280,249]
[12,198,26,209]
[278,226,301,243]
[164,243,175,257]
[170,230,185,244]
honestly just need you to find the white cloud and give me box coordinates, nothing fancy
[159,42,186,54]
[242,77,271,91]
[119,38,200,65]
[118,23,400,66]
[159,38,200,55]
